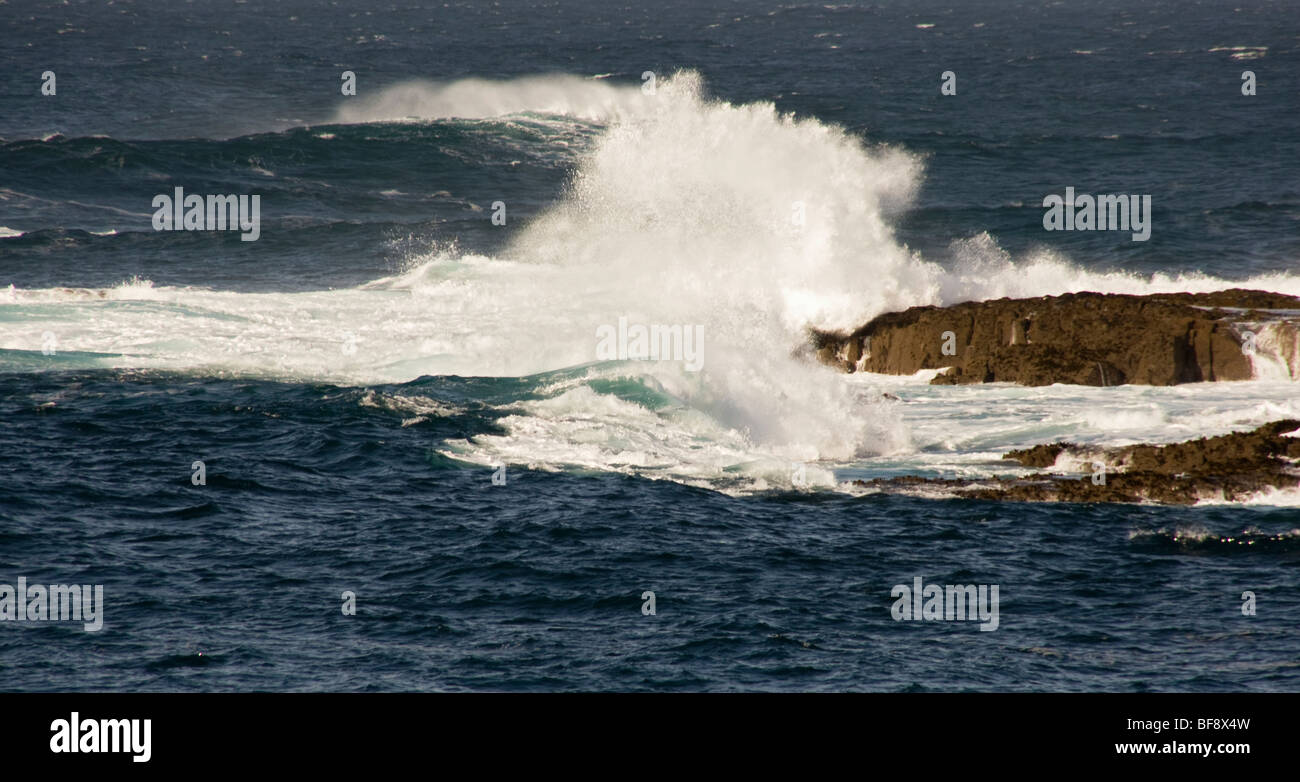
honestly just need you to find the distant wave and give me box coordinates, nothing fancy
[1130,526,1300,550]
[332,74,654,124]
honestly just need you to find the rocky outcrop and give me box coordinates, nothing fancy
[813,289,1300,386]
[852,420,1300,505]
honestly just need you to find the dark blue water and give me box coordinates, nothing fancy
[3,370,1298,691]
[2,0,1299,691]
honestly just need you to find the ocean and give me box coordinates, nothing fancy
[1,0,1298,691]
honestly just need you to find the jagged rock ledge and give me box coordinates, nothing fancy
[812,289,1300,386]
[852,420,1300,505]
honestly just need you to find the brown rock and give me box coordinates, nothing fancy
[853,420,1300,505]
[811,289,1300,386]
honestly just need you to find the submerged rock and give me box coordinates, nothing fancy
[813,289,1300,386]
[852,420,1300,505]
